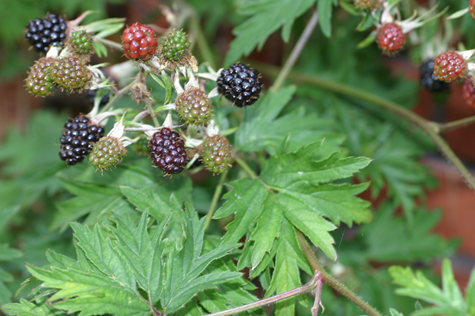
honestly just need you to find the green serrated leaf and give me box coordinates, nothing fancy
[389,308,404,316]
[2,298,66,316]
[224,0,315,64]
[93,40,108,57]
[389,259,468,316]
[27,265,150,316]
[235,86,343,155]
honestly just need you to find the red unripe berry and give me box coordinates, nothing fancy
[376,23,405,55]
[463,79,475,108]
[433,52,467,82]
[470,0,475,18]
[121,22,158,61]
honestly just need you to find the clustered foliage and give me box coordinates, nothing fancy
[1,0,475,316]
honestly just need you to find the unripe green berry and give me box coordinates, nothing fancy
[176,88,213,125]
[50,56,92,91]
[89,136,127,171]
[70,31,93,55]
[162,29,191,61]
[25,57,56,97]
[200,135,232,174]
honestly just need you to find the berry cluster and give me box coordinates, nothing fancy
[200,135,233,174]
[121,22,158,60]
[149,128,187,175]
[51,56,92,91]
[59,115,104,165]
[376,23,405,55]
[69,31,93,55]
[162,29,191,61]
[433,52,467,82]
[25,14,67,53]
[217,62,263,107]
[463,79,475,108]
[176,88,213,124]
[89,136,127,171]
[25,57,56,97]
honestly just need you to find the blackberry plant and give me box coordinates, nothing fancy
[2,2,475,316]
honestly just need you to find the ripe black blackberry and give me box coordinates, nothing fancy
[25,14,67,53]
[149,128,187,175]
[216,62,263,107]
[59,115,104,165]
[420,59,450,92]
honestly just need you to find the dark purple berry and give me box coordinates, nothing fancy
[148,128,187,174]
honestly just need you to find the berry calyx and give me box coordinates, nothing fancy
[121,22,158,61]
[176,88,213,124]
[200,135,233,174]
[470,0,475,18]
[161,29,191,61]
[216,62,263,107]
[463,79,475,108]
[25,57,56,97]
[50,56,92,91]
[420,59,450,93]
[376,23,405,55]
[149,128,187,175]
[25,14,67,53]
[70,31,93,55]
[354,0,380,10]
[89,136,127,171]
[433,52,467,82]
[59,115,104,165]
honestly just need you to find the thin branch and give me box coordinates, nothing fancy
[204,170,228,231]
[258,63,475,193]
[311,276,324,316]
[273,9,319,92]
[296,231,383,316]
[434,115,475,132]
[205,272,321,316]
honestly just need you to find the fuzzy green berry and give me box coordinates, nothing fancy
[25,57,56,97]
[200,135,232,174]
[162,29,191,61]
[176,88,212,124]
[70,31,93,55]
[89,136,127,171]
[50,56,92,91]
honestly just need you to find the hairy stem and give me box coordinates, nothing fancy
[205,272,321,316]
[273,10,319,92]
[296,231,383,316]
[204,170,228,231]
[434,115,475,132]
[260,64,475,192]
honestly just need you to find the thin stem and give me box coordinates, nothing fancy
[235,156,257,180]
[101,81,134,113]
[311,276,324,316]
[272,10,319,92]
[434,115,475,132]
[146,99,160,127]
[190,17,216,70]
[205,272,321,316]
[259,64,475,192]
[204,170,228,232]
[296,231,383,316]
[95,37,123,50]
